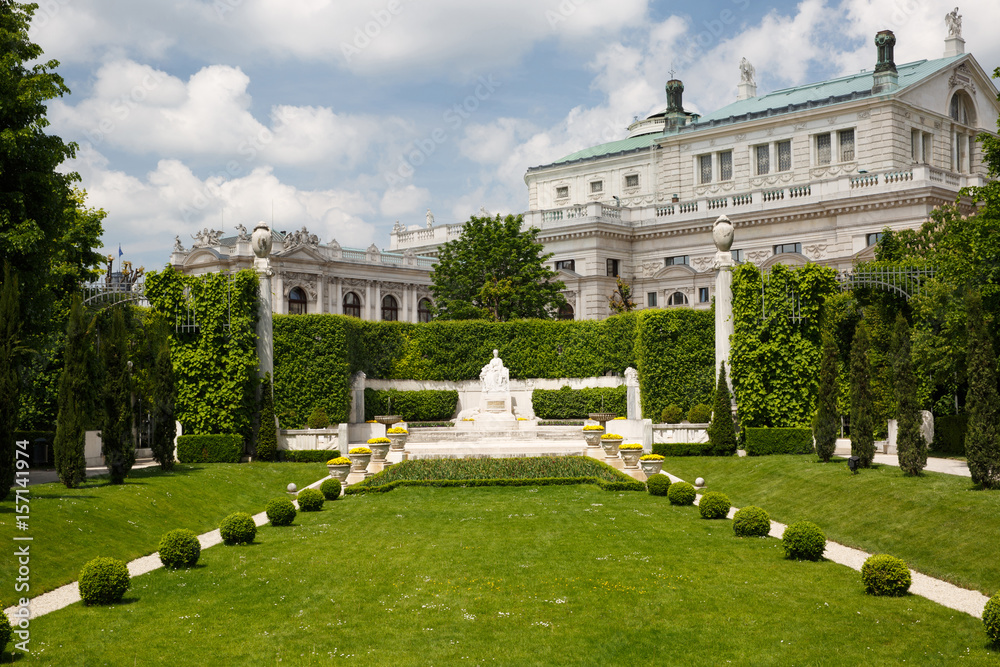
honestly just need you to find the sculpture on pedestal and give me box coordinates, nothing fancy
[479,349,510,393]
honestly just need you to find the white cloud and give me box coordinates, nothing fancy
[380,184,431,218]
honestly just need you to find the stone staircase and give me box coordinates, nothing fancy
[402,425,587,459]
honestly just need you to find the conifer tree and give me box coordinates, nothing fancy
[146,314,176,470]
[0,264,22,500]
[54,297,95,487]
[850,319,876,467]
[893,314,925,475]
[708,362,737,456]
[100,307,135,484]
[964,290,1000,488]
[813,330,839,462]
[255,374,277,462]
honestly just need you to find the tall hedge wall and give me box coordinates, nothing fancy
[531,386,627,419]
[272,315,352,429]
[364,389,459,422]
[634,308,715,419]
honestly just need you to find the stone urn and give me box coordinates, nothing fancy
[348,448,372,473]
[619,446,643,469]
[639,457,664,476]
[583,427,604,448]
[600,435,622,457]
[387,429,408,451]
[327,463,351,483]
[375,415,402,426]
[369,441,390,463]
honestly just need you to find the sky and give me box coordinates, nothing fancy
[29,0,1000,272]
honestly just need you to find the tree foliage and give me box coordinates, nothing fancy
[707,363,737,456]
[608,277,636,314]
[893,314,925,475]
[429,214,566,321]
[964,290,1000,488]
[0,264,23,499]
[99,307,136,484]
[141,313,176,470]
[850,319,875,467]
[813,330,839,462]
[53,297,96,487]
[255,373,277,462]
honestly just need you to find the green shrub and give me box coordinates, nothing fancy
[0,609,10,653]
[307,405,331,429]
[932,413,967,456]
[78,557,130,605]
[744,427,814,456]
[531,386,627,420]
[782,521,826,561]
[176,434,242,463]
[265,497,296,526]
[668,481,696,506]
[652,442,714,457]
[255,374,277,462]
[635,309,715,420]
[984,592,1000,645]
[157,529,201,569]
[733,506,771,537]
[660,405,683,424]
[698,491,731,519]
[861,554,912,596]
[320,477,342,500]
[687,404,712,424]
[365,389,459,422]
[220,512,256,545]
[297,487,325,512]
[646,474,671,496]
[279,449,340,463]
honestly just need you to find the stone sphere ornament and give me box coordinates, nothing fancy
[286,483,297,493]
[695,477,705,487]
[251,221,273,259]
[712,215,734,252]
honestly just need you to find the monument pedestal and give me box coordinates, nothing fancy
[478,391,516,424]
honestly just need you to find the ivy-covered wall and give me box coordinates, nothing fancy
[145,268,259,443]
[634,309,715,419]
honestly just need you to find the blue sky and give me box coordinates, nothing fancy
[29,0,1000,272]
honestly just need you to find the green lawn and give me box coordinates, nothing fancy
[0,462,327,596]
[25,485,996,665]
[660,455,1000,594]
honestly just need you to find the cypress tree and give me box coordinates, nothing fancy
[708,362,737,456]
[850,319,875,467]
[964,290,1000,488]
[893,314,925,475]
[255,373,277,462]
[100,307,136,484]
[146,314,176,470]
[813,330,839,462]
[0,264,22,500]
[54,297,95,487]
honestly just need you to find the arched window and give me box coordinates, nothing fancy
[381,294,399,321]
[667,291,688,306]
[417,298,433,323]
[557,303,574,320]
[950,91,975,125]
[950,91,977,174]
[343,292,361,318]
[288,287,307,315]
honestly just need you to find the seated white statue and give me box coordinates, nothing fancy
[479,349,510,393]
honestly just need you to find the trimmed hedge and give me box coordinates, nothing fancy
[782,521,826,561]
[687,404,712,424]
[646,474,671,496]
[297,488,325,511]
[320,478,342,500]
[157,529,201,569]
[345,476,646,495]
[176,434,242,463]
[220,512,256,545]
[279,449,340,463]
[635,308,715,419]
[861,554,912,596]
[660,405,683,424]
[668,481,696,506]
[698,491,731,519]
[0,609,10,653]
[744,427,814,456]
[79,557,130,605]
[266,498,296,526]
[932,413,967,456]
[985,593,1000,644]
[531,386,626,420]
[733,506,771,537]
[364,389,459,422]
[652,442,714,457]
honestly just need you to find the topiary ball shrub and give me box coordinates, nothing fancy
[667,481,696,506]
[660,405,684,424]
[220,512,257,545]
[687,403,712,424]
[984,592,1000,645]
[698,491,731,519]
[781,521,826,561]
[158,529,201,569]
[861,554,912,596]
[320,477,342,500]
[266,498,296,526]
[733,506,771,537]
[79,557,131,605]
[297,487,325,512]
[0,609,12,651]
[646,474,671,496]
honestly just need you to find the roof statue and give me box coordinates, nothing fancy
[191,228,222,247]
[235,223,250,241]
[946,7,962,38]
[173,235,184,252]
[426,209,434,228]
[739,57,756,85]
[393,220,403,233]
[284,225,319,249]
[479,206,490,218]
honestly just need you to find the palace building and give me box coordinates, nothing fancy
[173,21,998,322]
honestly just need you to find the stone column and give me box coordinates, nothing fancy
[316,274,325,314]
[374,282,382,321]
[273,269,284,315]
[624,367,641,420]
[402,285,410,322]
[712,215,735,386]
[251,222,274,380]
[365,281,373,320]
[334,278,342,315]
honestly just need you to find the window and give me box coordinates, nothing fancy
[950,92,975,125]
[557,303,574,320]
[866,232,883,247]
[590,180,604,194]
[647,292,657,308]
[699,154,713,184]
[343,291,361,318]
[664,255,689,267]
[816,133,831,165]
[731,249,744,263]
[555,185,569,199]
[288,287,307,315]
[381,294,399,321]
[755,144,770,175]
[667,292,688,306]
[625,174,639,188]
[777,140,791,172]
[773,242,802,255]
[719,151,733,181]
[418,298,432,323]
[554,259,576,272]
[839,129,855,162]
[606,258,619,277]
[699,287,710,303]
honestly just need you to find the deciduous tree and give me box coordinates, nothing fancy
[0,264,23,499]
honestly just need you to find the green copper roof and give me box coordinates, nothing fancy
[546,133,661,166]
